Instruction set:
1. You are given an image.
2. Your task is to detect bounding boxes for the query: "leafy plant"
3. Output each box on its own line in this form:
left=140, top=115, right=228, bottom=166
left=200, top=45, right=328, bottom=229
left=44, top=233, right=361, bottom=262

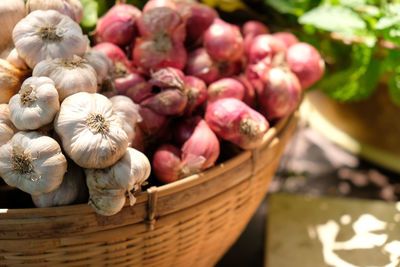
left=263, top=0, right=400, bottom=105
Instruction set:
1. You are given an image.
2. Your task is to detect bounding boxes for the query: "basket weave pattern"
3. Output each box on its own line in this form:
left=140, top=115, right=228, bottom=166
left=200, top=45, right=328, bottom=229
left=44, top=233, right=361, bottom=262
left=0, top=112, right=298, bottom=266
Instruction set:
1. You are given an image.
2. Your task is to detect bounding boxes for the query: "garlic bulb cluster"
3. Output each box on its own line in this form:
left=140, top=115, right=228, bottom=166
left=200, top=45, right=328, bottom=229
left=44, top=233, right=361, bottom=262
left=110, top=95, right=141, bottom=145
left=0, top=131, right=67, bottom=195
left=54, top=92, right=129, bottom=168
left=9, top=76, right=59, bottom=130
left=85, top=147, right=151, bottom=216
left=0, top=0, right=25, bottom=54
left=33, top=55, right=97, bottom=101
left=12, top=9, right=88, bottom=69
left=84, top=49, right=112, bottom=85
left=31, top=160, right=87, bottom=208
left=26, top=0, right=83, bottom=24
left=0, top=59, right=28, bottom=104
left=0, top=104, right=16, bottom=147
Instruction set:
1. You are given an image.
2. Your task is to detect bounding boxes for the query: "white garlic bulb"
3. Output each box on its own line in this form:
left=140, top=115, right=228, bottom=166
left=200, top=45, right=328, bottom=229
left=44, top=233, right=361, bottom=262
left=0, top=0, right=25, bottom=54
left=33, top=55, right=97, bottom=101
left=110, top=95, right=141, bottom=145
left=12, top=10, right=87, bottom=69
left=31, top=160, right=87, bottom=208
left=9, top=77, right=60, bottom=130
left=85, top=147, right=151, bottom=216
left=83, top=49, right=112, bottom=85
left=6, top=48, right=28, bottom=70
left=0, top=104, right=17, bottom=147
left=0, top=59, right=28, bottom=104
left=54, top=92, right=129, bottom=168
left=26, top=0, right=83, bottom=24
left=0, top=131, right=67, bottom=195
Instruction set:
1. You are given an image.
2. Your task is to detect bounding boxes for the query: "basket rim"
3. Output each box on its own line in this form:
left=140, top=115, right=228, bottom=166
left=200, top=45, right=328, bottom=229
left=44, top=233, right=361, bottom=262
left=0, top=113, right=294, bottom=216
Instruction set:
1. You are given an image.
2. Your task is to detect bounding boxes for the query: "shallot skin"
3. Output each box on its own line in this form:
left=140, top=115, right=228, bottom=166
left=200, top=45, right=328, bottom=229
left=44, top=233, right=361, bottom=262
left=181, top=119, right=220, bottom=172
left=185, top=48, right=241, bottom=85
left=272, top=32, right=299, bottom=49
left=286, top=42, right=325, bottom=89
left=256, top=67, right=302, bottom=120
left=205, top=98, right=269, bottom=150
left=114, top=72, right=146, bottom=96
left=141, top=89, right=188, bottom=116
left=184, top=76, right=207, bottom=114
left=152, top=144, right=182, bottom=184
left=207, top=78, right=245, bottom=103
left=242, top=21, right=269, bottom=37
left=203, top=18, right=244, bottom=62
left=95, top=4, right=141, bottom=46
left=179, top=1, right=219, bottom=45
left=247, top=34, right=286, bottom=65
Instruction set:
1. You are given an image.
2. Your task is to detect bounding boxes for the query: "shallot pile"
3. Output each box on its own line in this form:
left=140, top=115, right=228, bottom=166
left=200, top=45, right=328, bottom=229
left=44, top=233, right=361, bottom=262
left=0, top=0, right=325, bottom=216
left=93, top=0, right=324, bottom=184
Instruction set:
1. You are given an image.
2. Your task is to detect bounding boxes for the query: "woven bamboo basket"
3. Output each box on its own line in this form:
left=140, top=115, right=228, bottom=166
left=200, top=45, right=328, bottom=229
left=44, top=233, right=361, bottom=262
left=0, top=111, right=298, bottom=267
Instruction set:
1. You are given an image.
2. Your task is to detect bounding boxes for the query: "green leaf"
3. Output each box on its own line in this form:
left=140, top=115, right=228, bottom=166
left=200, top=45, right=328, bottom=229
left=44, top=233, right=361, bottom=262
left=389, top=73, right=400, bottom=106
left=299, top=5, right=366, bottom=35
left=318, top=45, right=381, bottom=101
left=375, top=16, right=400, bottom=29
left=80, top=0, right=99, bottom=30
left=339, top=0, right=366, bottom=6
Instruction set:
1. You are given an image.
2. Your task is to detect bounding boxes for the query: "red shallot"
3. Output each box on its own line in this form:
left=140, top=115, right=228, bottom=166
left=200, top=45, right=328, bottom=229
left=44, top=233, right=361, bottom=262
left=205, top=98, right=269, bottom=149
left=95, top=4, right=141, bottom=46
left=207, top=78, right=245, bottom=103
left=256, top=67, right=302, bottom=120
left=152, top=144, right=182, bottom=184
left=181, top=119, right=220, bottom=175
left=286, top=42, right=325, bottom=89
left=203, top=18, right=243, bottom=62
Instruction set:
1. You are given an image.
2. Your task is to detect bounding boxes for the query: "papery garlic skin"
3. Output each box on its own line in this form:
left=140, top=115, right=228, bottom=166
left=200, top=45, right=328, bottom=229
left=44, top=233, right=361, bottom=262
left=83, top=49, right=112, bottom=85
left=9, top=76, right=60, bottom=130
left=114, top=147, right=151, bottom=191
left=0, top=0, right=25, bottom=54
left=6, top=48, right=28, bottom=70
left=12, top=10, right=87, bottom=69
left=110, top=95, right=141, bottom=145
left=85, top=147, right=151, bottom=216
left=54, top=92, right=129, bottom=169
left=0, top=131, right=67, bottom=195
left=26, top=0, right=83, bottom=24
left=0, top=104, right=17, bottom=147
left=0, top=59, right=27, bottom=104
left=31, top=160, right=87, bottom=208
left=33, top=55, right=97, bottom=101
